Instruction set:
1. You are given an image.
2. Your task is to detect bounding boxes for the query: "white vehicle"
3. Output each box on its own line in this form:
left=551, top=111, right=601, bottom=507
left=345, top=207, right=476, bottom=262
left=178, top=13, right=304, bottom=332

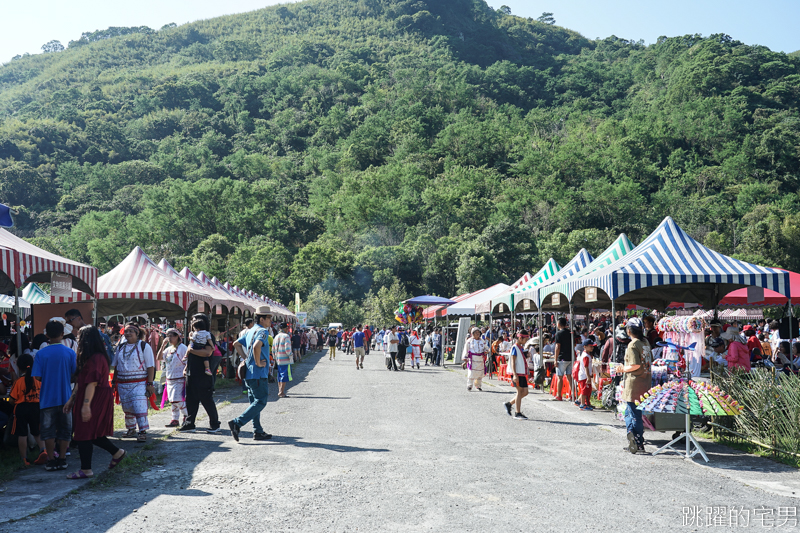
left=327, top=322, right=343, bottom=330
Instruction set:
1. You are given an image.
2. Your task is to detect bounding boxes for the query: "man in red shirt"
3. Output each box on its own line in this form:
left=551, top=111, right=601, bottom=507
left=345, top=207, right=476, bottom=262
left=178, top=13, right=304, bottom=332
left=363, top=326, right=372, bottom=355
left=743, top=325, right=762, bottom=361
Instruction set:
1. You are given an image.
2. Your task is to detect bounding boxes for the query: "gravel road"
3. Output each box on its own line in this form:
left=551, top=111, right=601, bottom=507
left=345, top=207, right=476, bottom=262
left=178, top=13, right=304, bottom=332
left=10, top=348, right=800, bottom=532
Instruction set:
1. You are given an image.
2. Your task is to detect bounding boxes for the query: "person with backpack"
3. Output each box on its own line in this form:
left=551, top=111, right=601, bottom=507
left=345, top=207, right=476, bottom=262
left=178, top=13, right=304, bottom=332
left=112, top=323, right=156, bottom=443
left=397, top=326, right=409, bottom=370
left=503, top=330, right=530, bottom=419
left=327, top=328, right=338, bottom=360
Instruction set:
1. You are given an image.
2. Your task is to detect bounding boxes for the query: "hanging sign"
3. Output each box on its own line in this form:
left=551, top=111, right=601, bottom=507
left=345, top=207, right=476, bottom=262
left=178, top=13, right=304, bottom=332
left=551, top=294, right=561, bottom=306
left=197, top=300, right=205, bottom=313
left=297, top=312, right=308, bottom=327
left=498, top=303, right=506, bottom=313
left=585, top=287, right=598, bottom=303
left=747, top=286, right=764, bottom=304
left=215, top=305, right=222, bottom=315
left=523, top=299, right=530, bottom=311
left=51, top=273, right=72, bottom=298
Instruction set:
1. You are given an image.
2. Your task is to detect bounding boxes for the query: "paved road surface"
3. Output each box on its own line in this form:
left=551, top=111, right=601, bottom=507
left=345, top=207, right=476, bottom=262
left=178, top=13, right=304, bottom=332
left=11, top=348, right=800, bottom=532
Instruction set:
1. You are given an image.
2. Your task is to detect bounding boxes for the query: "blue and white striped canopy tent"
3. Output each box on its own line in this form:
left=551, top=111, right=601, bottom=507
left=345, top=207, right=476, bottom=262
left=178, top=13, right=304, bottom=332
left=563, top=217, right=791, bottom=310
left=538, top=234, right=636, bottom=312
left=515, top=248, right=594, bottom=311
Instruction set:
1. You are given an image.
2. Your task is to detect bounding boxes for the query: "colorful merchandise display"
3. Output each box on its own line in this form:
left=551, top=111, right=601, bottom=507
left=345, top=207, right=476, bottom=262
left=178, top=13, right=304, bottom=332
left=636, top=380, right=743, bottom=416
left=395, top=302, right=423, bottom=324
left=657, top=316, right=707, bottom=377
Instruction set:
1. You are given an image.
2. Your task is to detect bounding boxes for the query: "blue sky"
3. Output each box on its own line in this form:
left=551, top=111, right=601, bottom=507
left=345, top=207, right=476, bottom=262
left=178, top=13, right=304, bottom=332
left=1, top=0, right=797, bottom=64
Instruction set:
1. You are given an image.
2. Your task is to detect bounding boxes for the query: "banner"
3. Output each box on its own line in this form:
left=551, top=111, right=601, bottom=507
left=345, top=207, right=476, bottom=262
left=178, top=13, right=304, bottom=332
left=295, top=292, right=300, bottom=313
left=51, top=273, right=72, bottom=298
left=297, top=312, right=308, bottom=327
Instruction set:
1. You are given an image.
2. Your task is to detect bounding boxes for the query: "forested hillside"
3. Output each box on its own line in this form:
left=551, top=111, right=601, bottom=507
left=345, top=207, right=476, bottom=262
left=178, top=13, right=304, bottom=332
left=1, top=0, right=799, bottom=322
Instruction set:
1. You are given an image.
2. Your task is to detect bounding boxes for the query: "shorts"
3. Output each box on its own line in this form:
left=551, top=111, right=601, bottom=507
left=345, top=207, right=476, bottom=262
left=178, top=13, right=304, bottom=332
left=355, top=347, right=365, bottom=357
left=515, top=376, right=529, bottom=388
left=12, top=402, right=40, bottom=437
left=578, top=379, right=592, bottom=398
left=40, top=405, right=72, bottom=441
left=556, top=361, right=571, bottom=377
left=277, top=364, right=290, bottom=383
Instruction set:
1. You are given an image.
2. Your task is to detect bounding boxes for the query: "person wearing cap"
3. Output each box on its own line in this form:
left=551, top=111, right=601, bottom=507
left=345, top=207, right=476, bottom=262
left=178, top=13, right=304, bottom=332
left=706, top=336, right=728, bottom=367
left=504, top=330, right=530, bottom=419
left=157, top=328, right=188, bottom=427
left=327, top=327, right=338, bottom=360
left=617, top=317, right=652, bottom=454
left=576, top=335, right=596, bottom=411
left=228, top=305, right=273, bottom=442
left=272, top=323, right=293, bottom=397
left=706, top=321, right=722, bottom=348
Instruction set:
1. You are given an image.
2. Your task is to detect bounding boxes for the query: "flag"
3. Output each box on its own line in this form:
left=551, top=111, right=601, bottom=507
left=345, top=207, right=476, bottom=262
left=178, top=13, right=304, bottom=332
left=0, top=203, right=13, bottom=227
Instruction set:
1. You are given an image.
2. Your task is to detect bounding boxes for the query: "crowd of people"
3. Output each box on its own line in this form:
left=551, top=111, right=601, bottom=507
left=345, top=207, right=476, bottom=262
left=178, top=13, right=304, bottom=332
left=2, top=305, right=798, bottom=479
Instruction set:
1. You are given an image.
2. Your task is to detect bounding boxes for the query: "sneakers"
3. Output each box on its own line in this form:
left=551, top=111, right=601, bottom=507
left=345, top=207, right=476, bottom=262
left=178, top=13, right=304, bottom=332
left=504, top=402, right=513, bottom=417
left=178, top=422, right=196, bottom=432
left=626, top=432, right=638, bottom=454
left=228, top=420, right=241, bottom=442
left=253, top=432, right=272, bottom=441
left=34, top=451, right=48, bottom=465
left=165, top=420, right=180, bottom=427
left=513, top=412, right=528, bottom=420
left=580, top=405, right=594, bottom=411
left=44, top=459, right=60, bottom=471
left=467, top=385, right=472, bottom=391
left=206, top=424, right=221, bottom=435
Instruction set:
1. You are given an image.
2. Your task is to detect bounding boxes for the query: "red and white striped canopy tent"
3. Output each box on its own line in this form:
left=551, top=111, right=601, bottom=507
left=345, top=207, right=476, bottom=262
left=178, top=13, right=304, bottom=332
left=195, top=272, right=243, bottom=314
left=91, top=247, right=201, bottom=317
left=180, top=268, right=236, bottom=314
left=157, top=259, right=218, bottom=312
left=217, top=279, right=253, bottom=313
left=0, top=228, right=97, bottom=296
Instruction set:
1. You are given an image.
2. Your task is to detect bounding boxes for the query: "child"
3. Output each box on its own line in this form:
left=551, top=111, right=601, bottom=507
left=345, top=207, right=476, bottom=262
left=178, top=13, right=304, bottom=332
left=577, top=336, right=596, bottom=411
left=190, top=319, right=213, bottom=376
left=10, top=354, right=47, bottom=466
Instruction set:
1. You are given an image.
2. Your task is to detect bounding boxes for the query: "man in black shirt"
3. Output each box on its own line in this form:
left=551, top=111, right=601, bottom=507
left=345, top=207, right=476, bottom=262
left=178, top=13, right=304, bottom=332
left=552, top=317, right=572, bottom=401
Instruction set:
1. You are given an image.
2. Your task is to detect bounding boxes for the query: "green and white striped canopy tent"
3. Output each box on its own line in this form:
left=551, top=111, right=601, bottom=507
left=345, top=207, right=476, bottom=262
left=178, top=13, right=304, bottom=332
left=492, top=258, right=561, bottom=314
left=22, top=283, right=49, bottom=304
left=517, top=248, right=596, bottom=311
left=538, top=233, right=636, bottom=312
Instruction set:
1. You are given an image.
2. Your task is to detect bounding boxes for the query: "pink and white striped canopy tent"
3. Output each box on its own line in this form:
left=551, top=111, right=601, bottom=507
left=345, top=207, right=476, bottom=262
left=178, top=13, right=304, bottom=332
left=0, top=228, right=97, bottom=296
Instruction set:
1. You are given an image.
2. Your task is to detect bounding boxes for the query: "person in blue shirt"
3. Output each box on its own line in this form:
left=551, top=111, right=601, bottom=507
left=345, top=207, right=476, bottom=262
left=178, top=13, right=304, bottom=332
left=229, top=306, right=273, bottom=442
left=352, top=325, right=366, bottom=370
left=31, top=319, right=77, bottom=471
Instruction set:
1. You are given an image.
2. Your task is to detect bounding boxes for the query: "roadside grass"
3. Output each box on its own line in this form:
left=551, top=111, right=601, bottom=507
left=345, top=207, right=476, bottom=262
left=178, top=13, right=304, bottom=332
left=694, top=430, right=800, bottom=469
left=0, top=445, right=25, bottom=485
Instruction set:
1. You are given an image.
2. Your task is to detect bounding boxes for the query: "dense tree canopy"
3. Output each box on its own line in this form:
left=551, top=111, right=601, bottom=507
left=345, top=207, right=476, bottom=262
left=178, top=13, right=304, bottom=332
left=1, top=0, right=800, bottom=316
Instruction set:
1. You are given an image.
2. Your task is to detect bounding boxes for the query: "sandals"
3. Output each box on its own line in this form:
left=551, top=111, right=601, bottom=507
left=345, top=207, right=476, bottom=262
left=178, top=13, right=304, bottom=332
left=122, top=428, right=137, bottom=438
left=109, top=449, right=127, bottom=469
left=137, top=432, right=147, bottom=443
left=66, top=470, right=93, bottom=479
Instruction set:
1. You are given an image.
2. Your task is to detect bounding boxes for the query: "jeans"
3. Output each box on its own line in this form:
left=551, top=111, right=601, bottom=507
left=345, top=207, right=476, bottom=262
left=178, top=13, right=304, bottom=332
left=624, top=401, right=644, bottom=443
left=235, top=378, right=269, bottom=433
left=433, top=347, right=441, bottom=366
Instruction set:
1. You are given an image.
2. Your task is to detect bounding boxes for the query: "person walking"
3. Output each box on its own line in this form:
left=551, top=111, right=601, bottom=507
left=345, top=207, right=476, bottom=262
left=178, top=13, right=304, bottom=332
left=617, top=318, right=653, bottom=454
left=158, top=328, right=188, bottom=427
left=552, top=317, right=572, bottom=401
left=272, top=323, right=292, bottom=397
left=409, top=328, right=422, bottom=369
left=432, top=328, right=442, bottom=366
left=463, top=328, right=488, bottom=391
left=229, top=306, right=274, bottom=442
left=504, top=330, right=530, bottom=419
left=386, top=325, right=399, bottom=371
left=327, top=328, right=337, bottom=360
left=64, top=326, right=126, bottom=479
left=179, top=314, right=220, bottom=434
left=353, top=325, right=366, bottom=370
left=397, top=326, right=409, bottom=370
left=112, top=323, right=156, bottom=443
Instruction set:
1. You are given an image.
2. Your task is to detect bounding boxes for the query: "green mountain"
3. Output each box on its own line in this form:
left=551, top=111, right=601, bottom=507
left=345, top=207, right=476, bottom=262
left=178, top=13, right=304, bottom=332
left=1, top=0, right=800, bottom=320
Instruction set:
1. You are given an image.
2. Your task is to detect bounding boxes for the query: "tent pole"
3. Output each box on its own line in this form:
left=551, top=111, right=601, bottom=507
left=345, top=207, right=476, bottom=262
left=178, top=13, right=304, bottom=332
left=14, top=288, right=22, bottom=357
left=183, top=310, right=189, bottom=339
left=92, top=297, right=98, bottom=326
left=611, top=299, right=616, bottom=365
left=538, top=307, right=543, bottom=357
left=569, top=301, right=575, bottom=403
